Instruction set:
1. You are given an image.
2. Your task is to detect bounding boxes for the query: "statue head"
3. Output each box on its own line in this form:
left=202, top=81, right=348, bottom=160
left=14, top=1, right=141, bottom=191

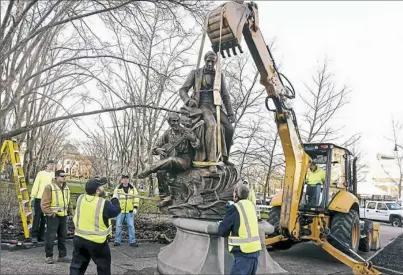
left=204, top=51, right=217, bottom=72
left=167, top=112, right=180, bottom=131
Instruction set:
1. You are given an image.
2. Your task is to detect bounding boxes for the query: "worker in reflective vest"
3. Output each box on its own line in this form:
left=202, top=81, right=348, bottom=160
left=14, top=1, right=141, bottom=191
left=41, top=169, right=72, bottom=264
left=305, top=160, right=326, bottom=205
left=70, top=178, right=121, bottom=275
left=218, top=184, right=261, bottom=275
left=113, top=175, right=140, bottom=247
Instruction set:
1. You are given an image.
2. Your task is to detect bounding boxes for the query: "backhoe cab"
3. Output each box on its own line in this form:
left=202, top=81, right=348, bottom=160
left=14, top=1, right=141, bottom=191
left=268, top=143, right=381, bottom=274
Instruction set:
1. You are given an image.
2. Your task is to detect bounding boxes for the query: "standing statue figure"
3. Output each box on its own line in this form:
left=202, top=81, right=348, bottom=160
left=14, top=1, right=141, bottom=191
left=179, top=51, right=235, bottom=174
left=138, top=112, right=200, bottom=204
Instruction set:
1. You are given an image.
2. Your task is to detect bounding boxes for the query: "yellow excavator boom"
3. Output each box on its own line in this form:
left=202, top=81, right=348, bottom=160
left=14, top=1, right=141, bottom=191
left=205, top=1, right=381, bottom=274
left=206, top=0, right=310, bottom=237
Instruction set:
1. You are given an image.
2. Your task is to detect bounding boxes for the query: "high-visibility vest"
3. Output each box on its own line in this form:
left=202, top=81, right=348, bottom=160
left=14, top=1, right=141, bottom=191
left=306, top=167, right=326, bottom=185
left=228, top=200, right=261, bottom=254
left=73, top=194, right=112, bottom=244
left=114, top=186, right=140, bottom=213
left=49, top=183, right=70, bottom=217
left=248, top=188, right=256, bottom=205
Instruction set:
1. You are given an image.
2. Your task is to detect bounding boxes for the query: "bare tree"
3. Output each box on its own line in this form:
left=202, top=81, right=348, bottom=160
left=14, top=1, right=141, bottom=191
left=299, top=59, right=351, bottom=143
left=379, top=119, right=403, bottom=198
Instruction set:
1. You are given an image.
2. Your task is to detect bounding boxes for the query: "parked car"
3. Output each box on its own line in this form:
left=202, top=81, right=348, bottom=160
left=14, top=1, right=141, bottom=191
left=359, top=200, right=403, bottom=227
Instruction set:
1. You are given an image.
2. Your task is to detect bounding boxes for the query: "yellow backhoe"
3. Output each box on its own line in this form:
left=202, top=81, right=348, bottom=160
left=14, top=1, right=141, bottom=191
left=204, top=1, right=381, bottom=274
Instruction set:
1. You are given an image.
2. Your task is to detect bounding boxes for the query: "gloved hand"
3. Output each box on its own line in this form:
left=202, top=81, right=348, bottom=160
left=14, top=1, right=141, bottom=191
left=133, top=208, right=137, bottom=215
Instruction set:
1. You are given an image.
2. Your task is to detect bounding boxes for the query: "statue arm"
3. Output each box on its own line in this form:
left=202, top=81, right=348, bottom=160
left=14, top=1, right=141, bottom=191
left=221, top=75, right=234, bottom=116
left=152, top=131, right=169, bottom=155
left=179, top=70, right=196, bottom=105
left=189, top=133, right=200, bottom=149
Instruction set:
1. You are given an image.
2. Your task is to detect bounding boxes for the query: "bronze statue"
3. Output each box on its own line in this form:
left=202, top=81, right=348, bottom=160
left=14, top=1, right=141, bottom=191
left=138, top=113, right=201, bottom=204
left=179, top=51, right=235, bottom=173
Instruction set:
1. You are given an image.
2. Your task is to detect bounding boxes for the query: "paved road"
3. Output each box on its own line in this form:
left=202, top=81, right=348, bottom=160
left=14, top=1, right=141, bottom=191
left=0, top=224, right=401, bottom=275
left=270, top=224, right=403, bottom=274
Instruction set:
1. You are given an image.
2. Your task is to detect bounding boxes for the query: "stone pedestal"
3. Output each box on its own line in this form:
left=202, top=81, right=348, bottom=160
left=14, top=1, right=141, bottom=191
left=157, top=218, right=287, bottom=275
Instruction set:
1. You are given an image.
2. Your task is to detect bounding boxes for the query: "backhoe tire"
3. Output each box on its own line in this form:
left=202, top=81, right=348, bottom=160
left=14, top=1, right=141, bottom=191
left=359, top=220, right=373, bottom=252
left=266, top=206, right=294, bottom=251
left=329, top=209, right=360, bottom=254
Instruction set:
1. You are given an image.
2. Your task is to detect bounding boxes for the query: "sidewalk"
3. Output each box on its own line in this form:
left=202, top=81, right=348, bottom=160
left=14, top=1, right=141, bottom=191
left=0, top=240, right=164, bottom=275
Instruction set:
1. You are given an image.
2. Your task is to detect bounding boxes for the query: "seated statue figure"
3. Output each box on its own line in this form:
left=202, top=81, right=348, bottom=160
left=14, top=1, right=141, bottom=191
left=138, top=112, right=200, bottom=205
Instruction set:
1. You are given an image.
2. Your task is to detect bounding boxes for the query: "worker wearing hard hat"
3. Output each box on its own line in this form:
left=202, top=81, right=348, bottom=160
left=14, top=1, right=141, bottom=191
left=218, top=184, right=261, bottom=275
left=113, top=175, right=140, bottom=247
left=305, top=160, right=326, bottom=205
left=70, top=177, right=121, bottom=275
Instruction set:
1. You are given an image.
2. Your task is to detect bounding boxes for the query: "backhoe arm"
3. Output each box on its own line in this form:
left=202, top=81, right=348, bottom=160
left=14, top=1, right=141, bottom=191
left=205, top=0, right=310, bottom=237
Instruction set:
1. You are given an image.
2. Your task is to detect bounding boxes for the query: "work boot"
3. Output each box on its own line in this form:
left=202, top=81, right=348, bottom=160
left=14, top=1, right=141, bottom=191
left=113, top=242, right=121, bottom=247
left=31, top=237, right=38, bottom=243
left=130, top=243, right=139, bottom=247
left=46, top=257, right=54, bottom=264
left=58, top=256, right=71, bottom=263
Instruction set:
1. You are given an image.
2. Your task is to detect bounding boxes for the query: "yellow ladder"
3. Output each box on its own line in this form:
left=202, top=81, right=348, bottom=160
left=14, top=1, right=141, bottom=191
left=0, top=140, right=33, bottom=239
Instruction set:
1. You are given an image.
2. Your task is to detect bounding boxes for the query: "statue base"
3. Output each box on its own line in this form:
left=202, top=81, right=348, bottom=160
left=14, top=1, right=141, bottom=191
left=156, top=218, right=287, bottom=275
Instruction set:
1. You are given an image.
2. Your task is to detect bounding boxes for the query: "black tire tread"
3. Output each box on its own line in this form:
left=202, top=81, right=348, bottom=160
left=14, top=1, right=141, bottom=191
left=267, top=207, right=294, bottom=250
left=329, top=209, right=360, bottom=254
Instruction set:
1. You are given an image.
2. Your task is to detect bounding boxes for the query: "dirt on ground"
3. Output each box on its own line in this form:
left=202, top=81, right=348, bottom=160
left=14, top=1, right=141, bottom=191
left=371, top=233, right=403, bottom=274
left=1, top=213, right=176, bottom=244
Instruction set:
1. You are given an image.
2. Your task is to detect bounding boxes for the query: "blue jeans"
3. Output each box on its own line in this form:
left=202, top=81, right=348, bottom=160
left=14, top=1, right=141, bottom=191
left=230, top=255, right=258, bottom=275
left=115, top=213, right=136, bottom=244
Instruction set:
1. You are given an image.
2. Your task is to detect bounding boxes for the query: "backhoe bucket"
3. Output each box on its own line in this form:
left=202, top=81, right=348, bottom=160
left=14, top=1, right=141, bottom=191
left=206, top=1, right=251, bottom=56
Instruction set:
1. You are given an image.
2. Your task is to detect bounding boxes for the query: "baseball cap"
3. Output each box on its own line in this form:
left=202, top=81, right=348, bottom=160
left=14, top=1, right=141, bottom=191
left=121, top=175, right=129, bottom=179
left=55, top=170, right=66, bottom=177
left=85, top=177, right=107, bottom=195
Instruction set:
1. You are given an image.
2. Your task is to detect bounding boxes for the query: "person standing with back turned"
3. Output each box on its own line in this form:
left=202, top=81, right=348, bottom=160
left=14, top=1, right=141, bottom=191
left=70, top=177, right=121, bottom=275
left=30, top=160, right=55, bottom=243
left=218, top=184, right=261, bottom=275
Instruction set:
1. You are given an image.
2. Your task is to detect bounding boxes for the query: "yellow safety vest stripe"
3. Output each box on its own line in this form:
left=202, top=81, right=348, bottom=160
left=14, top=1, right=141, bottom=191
left=50, top=183, right=70, bottom=216
left=74, top=195, right=112, bottom=237
left=228, top=200, right=261, bottom=254
left=228, top=202, right=260, bottom=244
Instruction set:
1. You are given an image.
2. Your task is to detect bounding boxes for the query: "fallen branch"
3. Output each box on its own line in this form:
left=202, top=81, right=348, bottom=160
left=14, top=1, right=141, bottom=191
left=0, top=104, right=181, bottom=139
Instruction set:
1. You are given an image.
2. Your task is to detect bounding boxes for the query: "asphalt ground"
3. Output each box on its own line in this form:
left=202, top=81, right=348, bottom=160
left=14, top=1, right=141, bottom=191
left=0, top=223, right=402, bottom=275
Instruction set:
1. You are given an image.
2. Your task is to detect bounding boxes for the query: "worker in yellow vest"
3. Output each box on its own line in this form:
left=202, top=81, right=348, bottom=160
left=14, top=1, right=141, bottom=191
left=244, top=181, right=256, bottom=205
left=41, top=169, right=72, bottom=264
left=218, top=184, right=261, bottom=275
left=30, top=160, right=55, bottom=243
left=305, top=160, right=326, bottom=205
left=113, top=175, right=140, bottom=247
left=70, top=177, right=121, bottom=275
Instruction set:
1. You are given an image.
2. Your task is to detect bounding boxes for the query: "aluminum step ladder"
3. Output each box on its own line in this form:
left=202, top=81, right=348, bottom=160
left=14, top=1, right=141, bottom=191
left=0, top=140, right=33, bottom=239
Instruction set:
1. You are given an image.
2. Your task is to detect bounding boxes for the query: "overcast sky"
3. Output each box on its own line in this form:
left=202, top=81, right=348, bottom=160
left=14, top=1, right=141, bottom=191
left=205, top=1, right=403, bottom=178
left=74, top=1, right=403, bottom=178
